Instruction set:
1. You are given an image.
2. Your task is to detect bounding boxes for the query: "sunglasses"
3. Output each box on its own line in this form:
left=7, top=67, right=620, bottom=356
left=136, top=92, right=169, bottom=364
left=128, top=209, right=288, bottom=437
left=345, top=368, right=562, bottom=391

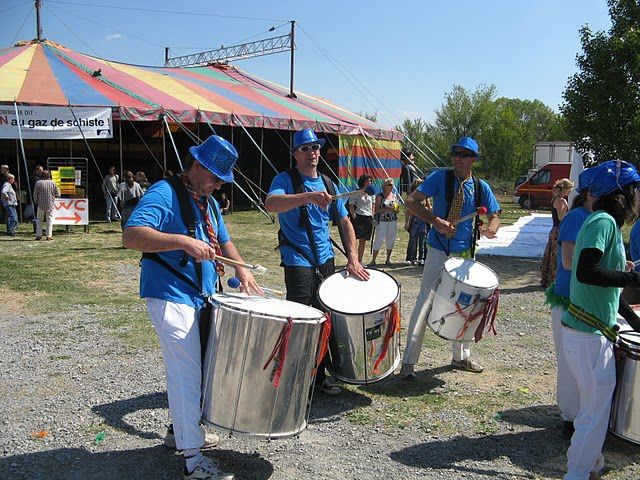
left=452, top=150, right=476, bottom=159
left=298, top=144, right=321, bottom=153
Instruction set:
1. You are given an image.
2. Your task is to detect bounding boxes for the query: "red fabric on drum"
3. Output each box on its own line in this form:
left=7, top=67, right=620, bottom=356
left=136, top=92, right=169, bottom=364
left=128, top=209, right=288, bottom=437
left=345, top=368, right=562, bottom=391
left=262, top=317, right=293, bottom=388
left=373, top=302, right=400, bottom=374
left=313, top=314, right=332, bottom=376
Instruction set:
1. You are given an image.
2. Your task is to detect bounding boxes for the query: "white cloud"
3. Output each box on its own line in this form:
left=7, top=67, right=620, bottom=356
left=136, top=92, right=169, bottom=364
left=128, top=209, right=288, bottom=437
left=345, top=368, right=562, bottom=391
left=106, top=34, right=124, bottom=41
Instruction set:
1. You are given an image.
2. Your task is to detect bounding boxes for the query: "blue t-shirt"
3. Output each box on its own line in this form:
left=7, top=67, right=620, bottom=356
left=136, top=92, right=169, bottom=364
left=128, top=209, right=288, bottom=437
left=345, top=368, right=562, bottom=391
left=630, top=220, right=640, bottom=272
left=554, top=207, right=591, bottom=298
left=268, top=171, right=348, bottom=267
left=416, top=169, right=501, bottom=254
left=125, top=180, right=230, bottom=309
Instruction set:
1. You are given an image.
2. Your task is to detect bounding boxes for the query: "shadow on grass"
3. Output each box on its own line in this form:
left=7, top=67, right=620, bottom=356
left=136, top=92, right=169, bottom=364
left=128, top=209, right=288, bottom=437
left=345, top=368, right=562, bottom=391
left=0, top=445, right=273, bottom=480
left=357, top=365, right=448, bottom=398
left=92, top=391, right=168, bottom=442
left=309, top=386, right=373, bottom=423
left=390, top=428, right=566, bottom=479
left=499, top=285, right=545, bottom=295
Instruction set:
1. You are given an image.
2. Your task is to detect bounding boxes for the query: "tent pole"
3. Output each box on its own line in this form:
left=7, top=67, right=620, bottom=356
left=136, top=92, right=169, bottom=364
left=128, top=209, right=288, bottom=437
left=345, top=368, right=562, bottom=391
left=162, top=121, right=166, bottom=172
left=119, top=120, right=123, bottom=179
left=231, top=126, right=234, bottom=210
left=15, top=139, right=22, bottom=223
left=259, top=128, right=264, bottom=198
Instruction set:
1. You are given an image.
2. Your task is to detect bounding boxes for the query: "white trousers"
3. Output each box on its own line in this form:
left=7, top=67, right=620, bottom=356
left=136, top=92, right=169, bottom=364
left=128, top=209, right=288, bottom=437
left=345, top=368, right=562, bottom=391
left=372, top=220, right=398, bottom=251
left=551, top=307, right=580, bottom=421
left=562, top=326, right=615, bottom=480
left=147, top=298, right=205, bottom=450
left=403, top=247, right=472, bottom=365
left=36, top=207, right=53, bottom=238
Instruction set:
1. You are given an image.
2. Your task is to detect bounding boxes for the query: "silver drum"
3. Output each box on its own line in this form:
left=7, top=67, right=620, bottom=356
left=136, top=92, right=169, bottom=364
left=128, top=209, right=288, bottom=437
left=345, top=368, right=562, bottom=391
left=318, top=268, right=401, bottom=384
left=202, top=293, right=327, bottom=439
left=610, top=328, right=640, bottom=444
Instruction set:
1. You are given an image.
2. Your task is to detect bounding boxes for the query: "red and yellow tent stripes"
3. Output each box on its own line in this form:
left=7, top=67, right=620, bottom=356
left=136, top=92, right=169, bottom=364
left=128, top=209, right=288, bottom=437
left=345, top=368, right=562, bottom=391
left=0, top=40, right=402, bottom=142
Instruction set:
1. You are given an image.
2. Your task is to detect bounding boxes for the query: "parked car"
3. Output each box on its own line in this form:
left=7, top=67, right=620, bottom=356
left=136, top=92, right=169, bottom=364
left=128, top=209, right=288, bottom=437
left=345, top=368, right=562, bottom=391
left=513, top=162, right=571, bottom=209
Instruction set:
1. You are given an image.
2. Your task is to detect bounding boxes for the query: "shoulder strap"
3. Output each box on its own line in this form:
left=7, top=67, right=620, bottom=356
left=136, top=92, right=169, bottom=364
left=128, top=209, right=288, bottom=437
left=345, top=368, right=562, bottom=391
left=444, top=168, right=455, bottom=219
left=142, top=176, right=204, bottom=292
left=470, top=175, right=483, bottom=259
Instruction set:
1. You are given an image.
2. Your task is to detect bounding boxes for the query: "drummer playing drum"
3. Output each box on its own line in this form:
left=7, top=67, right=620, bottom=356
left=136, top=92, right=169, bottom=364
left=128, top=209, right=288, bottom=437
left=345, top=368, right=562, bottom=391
left=401, top=136, right=501, bottom=378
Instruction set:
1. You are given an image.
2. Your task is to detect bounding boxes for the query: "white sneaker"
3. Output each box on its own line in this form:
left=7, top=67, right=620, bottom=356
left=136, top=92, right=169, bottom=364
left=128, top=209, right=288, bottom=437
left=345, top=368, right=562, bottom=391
left=184, top=456, right=235, bottom=480
left=400, top=363, right=416, bottom=380
left=165, top=424, right=219, bottom=450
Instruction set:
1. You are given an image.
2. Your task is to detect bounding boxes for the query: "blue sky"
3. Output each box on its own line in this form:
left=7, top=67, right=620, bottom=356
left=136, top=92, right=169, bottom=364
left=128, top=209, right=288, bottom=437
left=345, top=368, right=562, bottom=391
left=1, top=0, right=612, bottom=129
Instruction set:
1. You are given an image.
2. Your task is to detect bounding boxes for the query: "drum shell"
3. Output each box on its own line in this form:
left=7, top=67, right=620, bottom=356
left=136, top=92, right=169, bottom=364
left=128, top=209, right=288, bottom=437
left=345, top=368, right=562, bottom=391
left=609, top=331, right=640, bottom=444
left=428, top=258, right=498, bottom=342
left=325, top=292, right=401, bottom=385
left=201, top=295, right=325, bottom=439
left=319, top=269, right=401, bottom=385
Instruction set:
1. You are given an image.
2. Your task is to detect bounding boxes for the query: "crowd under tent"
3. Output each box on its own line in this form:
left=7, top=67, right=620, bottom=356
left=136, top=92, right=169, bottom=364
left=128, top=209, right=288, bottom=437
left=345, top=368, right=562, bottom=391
left=0, top=40, right=403, bottom=217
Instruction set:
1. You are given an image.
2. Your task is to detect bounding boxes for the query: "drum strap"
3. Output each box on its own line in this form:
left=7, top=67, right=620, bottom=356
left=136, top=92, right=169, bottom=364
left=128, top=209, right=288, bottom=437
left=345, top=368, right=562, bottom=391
left=566, top=303, right=618, bottom=342
left=313, top=313, right=332, bottom=377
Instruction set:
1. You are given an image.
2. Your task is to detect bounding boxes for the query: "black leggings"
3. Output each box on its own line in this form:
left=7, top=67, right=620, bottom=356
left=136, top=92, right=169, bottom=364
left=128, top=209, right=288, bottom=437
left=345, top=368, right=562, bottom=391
left=284, top=259, right=335, bottom=384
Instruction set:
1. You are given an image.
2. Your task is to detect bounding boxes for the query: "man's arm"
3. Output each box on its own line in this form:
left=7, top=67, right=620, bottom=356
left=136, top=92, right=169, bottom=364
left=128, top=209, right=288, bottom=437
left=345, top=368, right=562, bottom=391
left=338, top=215, right=370, bottom=281
left=122, top=226, right=217, bottom=262
left=405, top=190, right=455, bottom=236
left=481, top=213, right=500, bottom=239
left=265, top=191, right=332, bottom=213
left=561, top=241, right=575, bottom=270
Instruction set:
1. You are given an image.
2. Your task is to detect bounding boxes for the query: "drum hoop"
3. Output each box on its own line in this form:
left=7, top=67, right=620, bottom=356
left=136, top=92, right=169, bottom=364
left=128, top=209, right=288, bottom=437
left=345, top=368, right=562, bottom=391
left=444, top=257, right=499, bottom=290
left=618, top=331, right=640, bottom=348
left=318, top=268, right=400, bottom=316
left=212, top=296, right=325, bottom=324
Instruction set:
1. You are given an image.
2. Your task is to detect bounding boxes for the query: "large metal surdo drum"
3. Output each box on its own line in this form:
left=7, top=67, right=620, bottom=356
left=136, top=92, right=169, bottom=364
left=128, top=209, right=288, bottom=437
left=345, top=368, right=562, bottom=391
left=202, top=293, right=328, bottom=439
left=318, top=268, right=401, bottom=384
left=427, top=257, right=499, bottom=342
left=609, top=327, right=640, bottom=444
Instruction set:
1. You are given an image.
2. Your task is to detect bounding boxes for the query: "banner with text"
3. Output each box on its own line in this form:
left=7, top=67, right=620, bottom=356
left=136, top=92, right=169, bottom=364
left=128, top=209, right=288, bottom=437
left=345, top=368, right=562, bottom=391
left=0, top=106, right=113, bottom=139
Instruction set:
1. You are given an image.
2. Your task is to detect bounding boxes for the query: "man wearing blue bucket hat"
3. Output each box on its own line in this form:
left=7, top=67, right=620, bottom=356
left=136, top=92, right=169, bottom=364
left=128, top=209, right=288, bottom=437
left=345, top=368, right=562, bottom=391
left=265, top=128, right=370, bottom=395
left=401, top=136, right=501, bottom=377
left=545, top=165, right=597, bottom=438
left=559, top=160, right=640, bottom=480
left=124, top=134, right=261, bottom=480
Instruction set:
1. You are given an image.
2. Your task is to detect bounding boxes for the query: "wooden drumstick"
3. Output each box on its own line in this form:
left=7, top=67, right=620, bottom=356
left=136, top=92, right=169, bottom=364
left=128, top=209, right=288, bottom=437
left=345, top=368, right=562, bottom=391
left=227, top=277, right=284, bottom=295
left=450, top=206, right=488, bottom=226
left=216, top=255, right=268, bottom=274
left=331, top=185, right=378, bottom=200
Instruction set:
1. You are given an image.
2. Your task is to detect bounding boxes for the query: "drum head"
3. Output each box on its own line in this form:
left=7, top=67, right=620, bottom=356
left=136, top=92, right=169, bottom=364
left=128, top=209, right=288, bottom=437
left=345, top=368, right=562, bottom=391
left=212, top=292, right=323, bottom=322
left=444, top=257, right=498, bottom=289
left=318, top=268, right=399, bottom=315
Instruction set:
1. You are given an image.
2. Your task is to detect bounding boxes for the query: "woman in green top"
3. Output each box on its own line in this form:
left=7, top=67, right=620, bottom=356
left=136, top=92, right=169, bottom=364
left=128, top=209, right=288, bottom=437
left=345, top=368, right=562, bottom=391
left=561, top=160, right=640, bottom=480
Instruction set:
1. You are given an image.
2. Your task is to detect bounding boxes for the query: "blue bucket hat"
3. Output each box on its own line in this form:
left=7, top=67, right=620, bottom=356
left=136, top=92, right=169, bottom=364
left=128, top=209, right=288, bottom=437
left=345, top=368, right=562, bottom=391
left=451, top=136, right=479, bottom=157
left=189, top=135, right=237, bottom=183
left=588, top=160, right=640, bottom=198
left=577, top=166, right=598, bottom=192
left=292, top=129, right=326, bottom=152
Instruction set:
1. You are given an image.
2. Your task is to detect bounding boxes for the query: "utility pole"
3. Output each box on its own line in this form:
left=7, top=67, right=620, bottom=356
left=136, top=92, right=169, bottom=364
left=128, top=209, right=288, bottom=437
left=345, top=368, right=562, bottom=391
left=288, top=21, right=296, bottom=98
left=35, top=0, right=42, bottom=41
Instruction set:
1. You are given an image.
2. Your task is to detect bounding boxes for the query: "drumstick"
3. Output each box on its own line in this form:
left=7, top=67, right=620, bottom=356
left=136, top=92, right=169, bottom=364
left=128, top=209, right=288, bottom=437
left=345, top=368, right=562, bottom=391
left=227, top=277, right=284, bottom=295
left=216, top=255, right=268, bottom=274
left=633, top=259, right=640, bottom=267
left=450, top=206, right=488, bottom=226
left=332, top=185, right=378, bottom=200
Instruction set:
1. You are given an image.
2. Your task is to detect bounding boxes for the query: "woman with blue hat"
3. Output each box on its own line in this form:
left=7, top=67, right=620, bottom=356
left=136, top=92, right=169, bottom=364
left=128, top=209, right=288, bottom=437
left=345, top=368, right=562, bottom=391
left=560, top=160, right=640, bottom=480
left=545, top=166, right=597, bottom=438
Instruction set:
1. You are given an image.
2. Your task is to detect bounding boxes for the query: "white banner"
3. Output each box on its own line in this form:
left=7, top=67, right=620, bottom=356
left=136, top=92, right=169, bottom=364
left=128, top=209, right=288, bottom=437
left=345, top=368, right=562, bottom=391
left=0, top=106, right=113, bottom=139
left=51, top=198, right=89, bottom=225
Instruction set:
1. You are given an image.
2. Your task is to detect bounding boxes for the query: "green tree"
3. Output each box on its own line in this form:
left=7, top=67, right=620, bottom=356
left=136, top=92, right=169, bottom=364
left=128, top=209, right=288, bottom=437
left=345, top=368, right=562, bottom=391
left=561, top=0, right=640, bottom=164
left=355, top=111, right=378, bottom=122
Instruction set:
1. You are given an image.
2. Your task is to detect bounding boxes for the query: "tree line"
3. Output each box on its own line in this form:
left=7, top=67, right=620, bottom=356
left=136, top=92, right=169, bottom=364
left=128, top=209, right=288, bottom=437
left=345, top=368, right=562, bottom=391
left=393, top=0, right=640, bottom=183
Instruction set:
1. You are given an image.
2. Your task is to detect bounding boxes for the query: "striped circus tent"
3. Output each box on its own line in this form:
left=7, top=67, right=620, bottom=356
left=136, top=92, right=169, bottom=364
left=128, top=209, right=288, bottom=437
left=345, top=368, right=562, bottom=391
left=0, top=39, right=402, bottom=198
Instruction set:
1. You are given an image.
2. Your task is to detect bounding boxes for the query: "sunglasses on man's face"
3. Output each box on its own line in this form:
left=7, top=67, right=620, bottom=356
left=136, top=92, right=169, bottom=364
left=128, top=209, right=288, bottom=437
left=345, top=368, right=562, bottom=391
left=298, top=144, right=321, bottom=153
left=452, top=150, right=476, bottom=159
